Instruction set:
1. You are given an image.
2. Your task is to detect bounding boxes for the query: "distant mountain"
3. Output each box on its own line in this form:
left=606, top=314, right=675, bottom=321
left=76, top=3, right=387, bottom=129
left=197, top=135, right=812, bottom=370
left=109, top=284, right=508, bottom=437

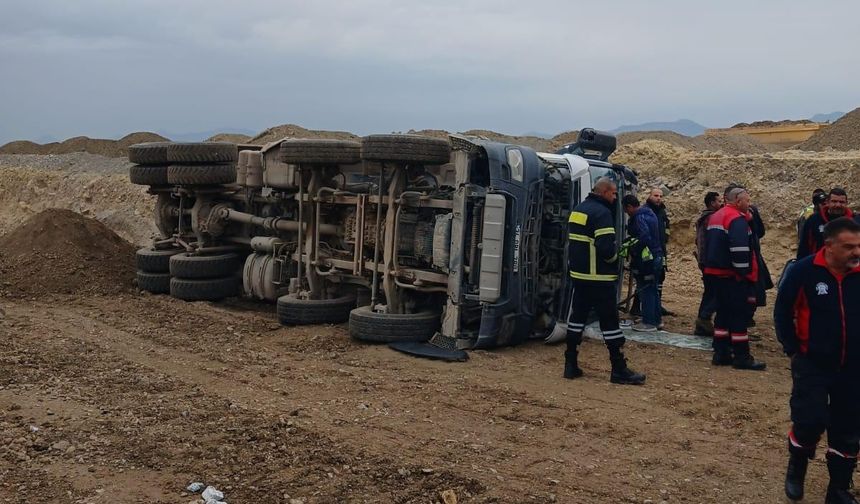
left=810, top=111, right=845, bottom=123
left=610, top=119, right=707, bottom=137
left=157, top=127, right=257, bottom=142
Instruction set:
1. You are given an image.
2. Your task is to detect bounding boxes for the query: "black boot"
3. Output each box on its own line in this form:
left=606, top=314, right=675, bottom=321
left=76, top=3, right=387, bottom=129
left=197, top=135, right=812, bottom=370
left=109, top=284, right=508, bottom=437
left=609, top=353, right=646, bottom=385
left=711, top=338, right=733, bottom=366
left=784, top=452, right=809, bottom=501
left=826, top=453, right=858, bottom=504
left=732, top=342, right=766, bottom=371
left=563, top=350, right=583, bottom=379
left=693, top=317, right=714, bottom=337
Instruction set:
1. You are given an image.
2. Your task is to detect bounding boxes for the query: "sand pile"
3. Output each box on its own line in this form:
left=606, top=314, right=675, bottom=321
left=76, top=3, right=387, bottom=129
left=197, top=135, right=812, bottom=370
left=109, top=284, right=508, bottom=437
left=617, top=130, right=776, bottom=155
left=0, top=132, right=168, bottom=158
left=731, top=119, right=815, bottom=128
left=796, top=107, right=860, bottom=151
left=249, top=124, right=359, bottom=145
left=207, top=133, right=252, bottom=143
left=0, top=209, right=136, bottom=298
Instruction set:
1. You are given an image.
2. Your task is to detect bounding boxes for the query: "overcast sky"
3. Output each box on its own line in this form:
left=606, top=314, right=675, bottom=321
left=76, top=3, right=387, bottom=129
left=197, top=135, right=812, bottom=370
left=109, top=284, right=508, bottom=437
left=1, top=0, right=858, bottom=144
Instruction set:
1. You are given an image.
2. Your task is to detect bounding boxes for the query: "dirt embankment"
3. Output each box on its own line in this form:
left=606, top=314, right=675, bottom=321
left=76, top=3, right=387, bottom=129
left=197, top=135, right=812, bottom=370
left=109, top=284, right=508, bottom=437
left=0, top=132, right=168, bottom=158
left=796, top=107, right=860, bottom=151
left=0, top=209, right=136, bottom=298
left=0, top=153, right=156, bottom=246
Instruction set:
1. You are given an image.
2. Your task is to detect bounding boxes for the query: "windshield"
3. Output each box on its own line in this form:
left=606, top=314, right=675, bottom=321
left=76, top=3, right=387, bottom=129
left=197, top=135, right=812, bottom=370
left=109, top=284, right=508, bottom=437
left=588, top=165, right=618, bottom=188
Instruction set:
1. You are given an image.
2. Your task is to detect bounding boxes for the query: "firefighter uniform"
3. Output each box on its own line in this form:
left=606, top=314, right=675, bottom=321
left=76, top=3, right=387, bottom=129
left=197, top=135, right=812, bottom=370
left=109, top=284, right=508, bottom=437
left=799, top=208, right=855, bottom=259
left=775, top=249, right=860, bottom=501
left=565, top=193, right=644, bottom=385
left=703, top=204, right=765, bottom=369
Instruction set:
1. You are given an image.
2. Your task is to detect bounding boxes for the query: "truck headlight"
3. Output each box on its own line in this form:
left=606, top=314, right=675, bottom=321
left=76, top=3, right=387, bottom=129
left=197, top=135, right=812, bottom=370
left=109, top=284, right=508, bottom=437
left=507, top=148, right=524, bottom=182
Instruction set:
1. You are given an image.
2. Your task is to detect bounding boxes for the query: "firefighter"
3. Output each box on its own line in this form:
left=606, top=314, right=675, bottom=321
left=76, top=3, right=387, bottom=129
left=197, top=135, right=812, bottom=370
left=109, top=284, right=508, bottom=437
left=564, top=177, right=645, bottom=385
left=703, top=187, right=766, bottom=370
left=775, top=217, right=860, bottom=504
left=646, top=187, right=671, bottom=315
left=798, top=188, right=854, bottom=259
left=693, top=191, right=723, bottom=336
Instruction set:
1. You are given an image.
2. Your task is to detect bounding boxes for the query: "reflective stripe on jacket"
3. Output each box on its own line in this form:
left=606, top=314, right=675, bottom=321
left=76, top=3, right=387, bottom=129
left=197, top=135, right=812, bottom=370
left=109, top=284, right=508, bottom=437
left=703, top=204, right=758, bottom=282
left=568, top=194, right=618, bottom=282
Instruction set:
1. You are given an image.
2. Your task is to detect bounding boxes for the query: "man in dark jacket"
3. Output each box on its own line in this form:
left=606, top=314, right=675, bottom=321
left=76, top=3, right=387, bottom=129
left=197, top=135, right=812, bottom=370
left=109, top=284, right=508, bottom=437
left=775, top=217, right=860, bottom=503
left=694, top=191, right=722, bottom=335
left=703, top=187, right=766, bottom=370
left=646, top=188, right=671, bottom=315
left=622, top=194, right=663, bottom=331
left=798, top=189, right=828, bottom=240
left=798, top=188, right=853, bottom=259
left=565, top=177, right=645, bottom=385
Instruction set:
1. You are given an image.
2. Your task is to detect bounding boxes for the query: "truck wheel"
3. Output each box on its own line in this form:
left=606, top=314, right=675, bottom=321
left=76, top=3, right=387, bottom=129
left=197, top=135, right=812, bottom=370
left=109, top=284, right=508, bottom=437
left=167, top=164, right=236, bottom=185
left=276, top=293, right=357, bottom=325
left=360, top=135, right=451, bottom=165
left=128, top=142, right=171, bottom=165
left=169, top=253, right=243, bottom=279
left=129, top=164, right=169, bottom=185
left=136, top=271, right=171, bottom=294
left=348, top=306, right=440, bottom=343
left=170, top=276, right=240, bottom=301
left=136, top=247, right=183, bottom=273
left=167, top=142, right=238, bottom=164
left=279, top=139, right=361, bottom=165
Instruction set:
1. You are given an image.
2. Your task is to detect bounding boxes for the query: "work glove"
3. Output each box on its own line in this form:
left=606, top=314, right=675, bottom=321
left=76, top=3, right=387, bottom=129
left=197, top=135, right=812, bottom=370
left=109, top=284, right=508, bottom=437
left=618, top=237, right=638, bottom=259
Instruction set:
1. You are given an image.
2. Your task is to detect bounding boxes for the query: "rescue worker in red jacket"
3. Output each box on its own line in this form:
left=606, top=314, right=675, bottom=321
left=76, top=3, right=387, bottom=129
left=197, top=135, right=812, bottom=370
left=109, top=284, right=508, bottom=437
left=798, top=188, right=853, bottom=259
left=775, top=217, right=860, bottom=504
left=702, top=187, right=766, bottom=370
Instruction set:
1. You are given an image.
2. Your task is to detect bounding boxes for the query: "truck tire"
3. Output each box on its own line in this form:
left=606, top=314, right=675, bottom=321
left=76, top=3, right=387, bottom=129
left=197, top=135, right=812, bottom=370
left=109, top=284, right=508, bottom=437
left=169, top=253, right=243, bottom=279
left=136, top=271, right=171, bottom=294
left=278, top=139, right=361, bottom=165
left=167, top=164, right=236, bottom=185
left=360, top=135, right=451, bottom=164
left=128, top=142, right=171, bottom=165
left=129, top=164, right=169, bottom=186
left=136, top=247, right=183, bottom=273
left=167, top=142, right=238, bottom=164
left=276, top=293, right=357, bottom=325
left=349, top=306, right=440, bottom=343
left=170, top=276, right=240, bottom=301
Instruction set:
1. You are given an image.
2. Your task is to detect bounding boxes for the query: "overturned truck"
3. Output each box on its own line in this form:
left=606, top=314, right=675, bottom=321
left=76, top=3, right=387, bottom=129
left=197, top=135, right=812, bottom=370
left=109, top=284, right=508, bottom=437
left=130, top=129, right=635, bottom=349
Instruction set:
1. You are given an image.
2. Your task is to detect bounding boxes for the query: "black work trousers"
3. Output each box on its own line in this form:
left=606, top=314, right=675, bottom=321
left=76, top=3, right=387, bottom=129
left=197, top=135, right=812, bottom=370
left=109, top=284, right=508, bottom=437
left=788, top=356, right=860, bottom=460
left=697, top=275, right=718, bottom=320
left=711, top=277, right=754, bottom=353
left=566, top=281, right=623, bottom=352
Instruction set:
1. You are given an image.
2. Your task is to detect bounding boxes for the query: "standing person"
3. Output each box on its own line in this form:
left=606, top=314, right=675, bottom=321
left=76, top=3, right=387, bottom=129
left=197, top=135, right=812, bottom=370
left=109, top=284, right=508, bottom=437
left=775, top=217, right=860, bottom=503
left=747, top=201, right=774, bottom=329
left=703, top=187, right=766, bottom=370
left=797, top=189, right=828, bottom=241
left=798, top=188, right=854, bottom=259
left=646, top=188, right=671, bottom=316
left=564, top=177, right=645, bottom=385
left=694, top=191, right=723, bottom=336
left=622, top=194, right=663, bottom=332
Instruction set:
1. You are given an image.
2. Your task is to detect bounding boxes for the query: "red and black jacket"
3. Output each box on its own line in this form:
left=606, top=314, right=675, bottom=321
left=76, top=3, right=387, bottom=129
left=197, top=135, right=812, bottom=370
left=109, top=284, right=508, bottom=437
left=703, top=205, right=758, bottom=282
left=775, top=248, right=860, bottom=370
left=797, top=208, right=854, bottom=259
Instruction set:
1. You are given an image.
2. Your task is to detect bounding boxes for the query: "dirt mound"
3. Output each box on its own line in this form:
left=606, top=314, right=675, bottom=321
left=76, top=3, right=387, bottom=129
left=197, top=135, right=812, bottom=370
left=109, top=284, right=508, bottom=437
left=249, top=124, right=359, bottom=145
left=796, top=107, right=860, bottom=151
left=731, top=119, right=815, bottom=128
left=0, top=132, right=169, bottom=158
left=0, top=209, right=136, bottom=298
left=616, top=130, right=775, bottom=155
left=207, top=133, right=253, bottom=143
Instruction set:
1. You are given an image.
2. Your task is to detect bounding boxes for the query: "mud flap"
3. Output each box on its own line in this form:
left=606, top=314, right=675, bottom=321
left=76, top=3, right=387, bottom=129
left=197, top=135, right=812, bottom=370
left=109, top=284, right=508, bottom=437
left=388, top=341, right=469, bottom=362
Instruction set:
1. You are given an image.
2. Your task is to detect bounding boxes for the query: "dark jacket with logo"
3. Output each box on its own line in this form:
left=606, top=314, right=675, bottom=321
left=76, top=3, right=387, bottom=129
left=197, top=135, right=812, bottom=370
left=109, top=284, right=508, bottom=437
left=798, top=208, right=855, bottom=259
left=568, top=194, right=618, bottom=283
left=703, top=204, right=758, bottom=283
left=775, top=249, right=860, bottom=370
